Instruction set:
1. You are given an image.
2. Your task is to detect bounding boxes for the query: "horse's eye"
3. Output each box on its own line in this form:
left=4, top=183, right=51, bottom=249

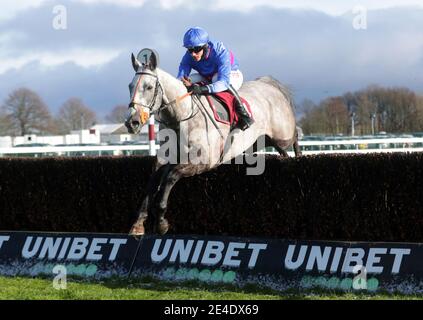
left=146, top=85, right=154, bottom=90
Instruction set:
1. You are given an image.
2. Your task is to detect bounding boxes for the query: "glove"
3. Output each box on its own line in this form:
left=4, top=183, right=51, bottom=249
left=181, top=76, right=192, bottom=87
left=189, top=84, right=209, bottom=95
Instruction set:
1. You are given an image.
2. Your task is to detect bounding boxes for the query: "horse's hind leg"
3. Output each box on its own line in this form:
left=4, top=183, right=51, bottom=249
left=268, top=129, right=302, bottom=158
left=266, top=135, right=289, bottom=158
left=292, top=128, right=302, bottom=157
left=274, top=145, right=289, bottom=157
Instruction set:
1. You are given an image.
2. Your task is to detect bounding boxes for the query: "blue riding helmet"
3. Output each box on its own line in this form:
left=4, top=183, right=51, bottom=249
left=183, top=27, right=209, bottom=48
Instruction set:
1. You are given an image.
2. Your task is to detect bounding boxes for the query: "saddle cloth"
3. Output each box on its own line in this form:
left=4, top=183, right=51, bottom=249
left=205, top=91, right=253, bottom=127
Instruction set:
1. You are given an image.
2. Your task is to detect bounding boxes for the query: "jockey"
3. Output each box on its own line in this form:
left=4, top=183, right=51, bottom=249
left=177, top=27, right=255, bottom=130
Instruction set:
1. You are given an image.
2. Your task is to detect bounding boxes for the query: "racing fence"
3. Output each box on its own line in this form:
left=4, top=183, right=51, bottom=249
left=0, top=153, right=422, bottom=242
left=1, top=153, right=423, bottom=294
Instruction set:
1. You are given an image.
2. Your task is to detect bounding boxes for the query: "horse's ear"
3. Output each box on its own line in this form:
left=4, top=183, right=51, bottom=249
left=131, top=53, right=141, bottom=71
left=149, top=50, right=159, bottom=71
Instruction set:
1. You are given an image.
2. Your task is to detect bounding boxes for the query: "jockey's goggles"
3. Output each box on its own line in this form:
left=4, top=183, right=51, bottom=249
left=187, top=45, right=205, bottom=53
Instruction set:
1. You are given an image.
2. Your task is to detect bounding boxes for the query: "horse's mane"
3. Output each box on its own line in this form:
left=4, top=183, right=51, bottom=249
left=255, top=76, right=296, bottom=111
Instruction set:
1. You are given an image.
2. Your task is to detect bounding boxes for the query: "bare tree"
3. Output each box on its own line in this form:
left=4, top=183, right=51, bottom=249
left=360, top=86, right=419, bottom=133
left=301, top=86, right=423, bottom=135
left=1, top=88, right=54, bottom=136
left=417, top=95, right=423, bottom=130
left=55, top=98, right=97, bottom=134
left=0, top=112, right=13, bottom=135
left=299, top=104, right=328, bottom=135
left=105, top=104, right=128, bottom=123
left=296, top=99, right=316, bottom=120
left=323, top=97, right=349, bottom=135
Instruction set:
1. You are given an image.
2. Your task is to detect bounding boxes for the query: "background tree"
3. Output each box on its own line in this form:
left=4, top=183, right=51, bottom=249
left=417, top=95, right=423, bottom=130
left=300, top=86, right=423, bottom=135
left=105, top=104, right=128, bottom=124
left=299, top=97, right=349, bottom=135
left=1, top=88, right=54, bottom=136
left=55, top=98, right=97, bottom=134
left=353, top=93, right=376, bottom=135
left=360, top=86, right=419, bottom=133
left=0, top=111, right=12, bottom=135
left=322, top=97, right=349, bottom=135
left=296, top=99, right=316, bottom=120
left=299, top=104, right=328, bottom=135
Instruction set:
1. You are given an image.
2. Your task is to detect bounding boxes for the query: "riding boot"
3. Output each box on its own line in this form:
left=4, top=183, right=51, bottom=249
left=226, top=85, right=255, bottom=130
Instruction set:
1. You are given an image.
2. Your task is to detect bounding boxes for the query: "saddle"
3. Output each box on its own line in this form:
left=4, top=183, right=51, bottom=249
left=204, top=91, right=253, bottom=129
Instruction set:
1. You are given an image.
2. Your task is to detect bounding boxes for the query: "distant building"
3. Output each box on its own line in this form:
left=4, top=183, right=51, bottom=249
left=89, top=123, right=159, bottom=144
left=0, top=122, right=159, bottom=147
left=0, top=136, right=12, bottom=148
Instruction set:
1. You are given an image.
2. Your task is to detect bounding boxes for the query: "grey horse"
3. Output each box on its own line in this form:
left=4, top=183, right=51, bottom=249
left=126, top=49, right=301, bottom=236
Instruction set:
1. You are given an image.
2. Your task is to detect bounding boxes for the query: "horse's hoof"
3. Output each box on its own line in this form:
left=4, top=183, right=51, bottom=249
left=157, top=218, right=170, bottom=235
left=129, top=222, right=145, bottom=237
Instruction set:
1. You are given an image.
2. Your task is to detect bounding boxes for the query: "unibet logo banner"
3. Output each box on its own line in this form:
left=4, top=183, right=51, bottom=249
left=0, top=232, right=422, bottom=293
left=0, top=232, right=134, bottom=278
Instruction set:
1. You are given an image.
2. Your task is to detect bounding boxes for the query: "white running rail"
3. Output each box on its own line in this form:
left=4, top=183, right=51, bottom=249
left=1, top=137, right=423, bottom=157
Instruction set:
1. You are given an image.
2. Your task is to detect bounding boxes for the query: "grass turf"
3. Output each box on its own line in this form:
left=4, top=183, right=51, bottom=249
left=0, top=276, right=422, bottom=300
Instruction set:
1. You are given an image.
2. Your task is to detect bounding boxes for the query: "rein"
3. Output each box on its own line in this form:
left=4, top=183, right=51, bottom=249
left=154, top=85, right=200, bottom=125
left=129, top=71, right=225, bottom=162
left=131, top=71, right=199, bottom=125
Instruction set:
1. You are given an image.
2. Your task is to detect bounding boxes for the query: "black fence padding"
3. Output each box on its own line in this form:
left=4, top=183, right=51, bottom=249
left=0, top=153, right=422, bottom=242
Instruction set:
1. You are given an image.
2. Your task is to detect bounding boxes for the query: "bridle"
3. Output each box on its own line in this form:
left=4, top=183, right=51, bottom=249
left=129, top=71, right=161, bottom=111
left=129, top=70, right=200, bottom=126
left=128, top=70, right=226, bottom=162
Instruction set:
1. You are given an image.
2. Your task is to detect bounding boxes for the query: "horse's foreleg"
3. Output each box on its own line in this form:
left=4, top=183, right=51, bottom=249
left=153, top=164, right=208, bottom=235
left=129, top=196, right=150, bottom=236
left=153, top=171, right=181, bottom=235
left=129, top=164, right=174, bottom=236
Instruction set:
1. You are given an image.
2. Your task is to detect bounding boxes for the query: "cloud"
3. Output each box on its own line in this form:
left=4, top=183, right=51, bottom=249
left=0, top=53, right=132, bottom=117
left=0, top=1, right=422, bottom=120
left=0, top=0, right=50, bottom=22
left=70, top=0, right=199, bottom=11
left=0, top=48, right=122, bottom=74
left=3, top=0, right=423, bottom=18
left=71, top=0, right=147, bottom=7
left=211, top=0, right=423, bottom=15
left=68, top=0, right=423, bottom=15
left=0, top=26, right=122, bottom=74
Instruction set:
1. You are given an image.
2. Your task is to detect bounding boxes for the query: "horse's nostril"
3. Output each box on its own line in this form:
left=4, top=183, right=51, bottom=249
left=131, top=121, right=140, bottom=133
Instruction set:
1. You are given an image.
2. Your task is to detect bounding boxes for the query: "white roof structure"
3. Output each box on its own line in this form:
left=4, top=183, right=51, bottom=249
left=90, top=123, right=159, bottom=135
left=90, top=123, right=128, bottom=135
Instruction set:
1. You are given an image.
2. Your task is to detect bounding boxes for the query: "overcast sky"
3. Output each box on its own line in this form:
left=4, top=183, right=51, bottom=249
left=1, top=0, right=422, bottom=119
